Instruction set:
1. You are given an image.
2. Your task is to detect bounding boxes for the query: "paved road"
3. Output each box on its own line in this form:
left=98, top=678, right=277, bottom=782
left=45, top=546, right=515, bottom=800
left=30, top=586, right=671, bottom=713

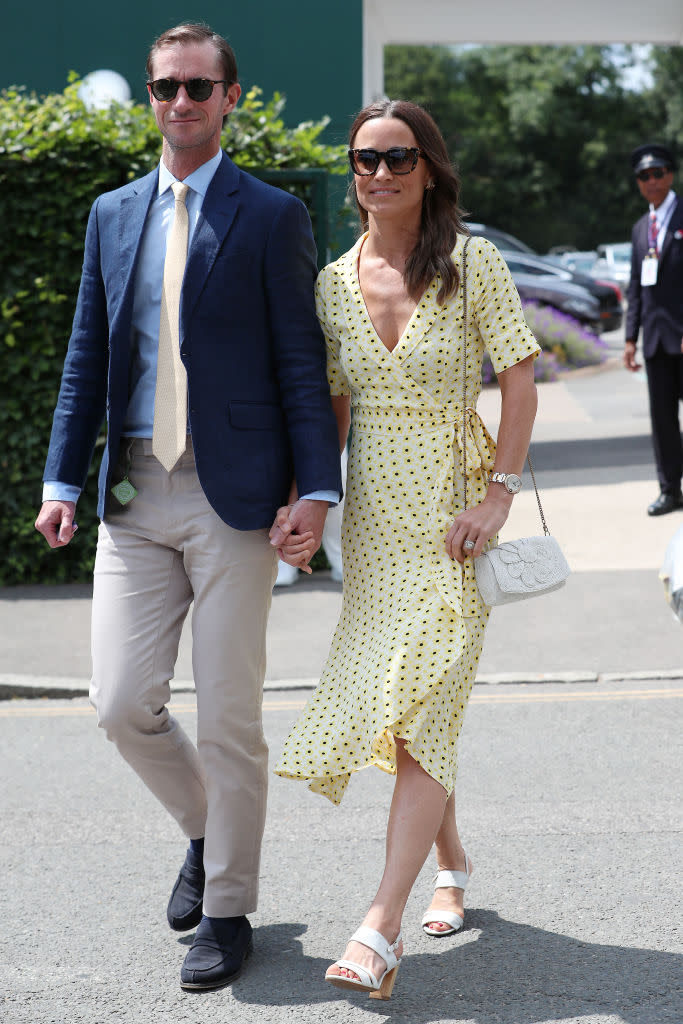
left=1, top=679, right=681, bottom=1024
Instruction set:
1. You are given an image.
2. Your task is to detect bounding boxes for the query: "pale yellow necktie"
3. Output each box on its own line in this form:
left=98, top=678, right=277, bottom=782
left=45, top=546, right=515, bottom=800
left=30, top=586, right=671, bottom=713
left=153, top=181, right=190, bottom=471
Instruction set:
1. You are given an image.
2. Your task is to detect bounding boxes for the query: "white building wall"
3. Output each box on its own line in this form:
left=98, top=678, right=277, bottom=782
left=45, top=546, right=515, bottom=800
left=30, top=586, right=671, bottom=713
left=363, top=0, right=683, bottom=102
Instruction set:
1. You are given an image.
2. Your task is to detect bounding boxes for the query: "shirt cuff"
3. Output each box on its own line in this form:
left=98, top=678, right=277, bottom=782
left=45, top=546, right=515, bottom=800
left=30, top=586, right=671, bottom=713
left=43, top=482, right=82, bottom=504
left=299, top=490, right=340, bottom=506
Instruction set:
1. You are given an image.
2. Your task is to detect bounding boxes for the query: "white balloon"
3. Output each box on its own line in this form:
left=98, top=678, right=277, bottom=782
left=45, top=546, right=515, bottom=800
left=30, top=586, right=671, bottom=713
left=78, top=70, right=131, bottom=110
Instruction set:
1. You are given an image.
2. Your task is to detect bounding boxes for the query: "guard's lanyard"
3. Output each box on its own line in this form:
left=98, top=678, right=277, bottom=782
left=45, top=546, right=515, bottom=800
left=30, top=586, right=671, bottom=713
left=647, top=209, right=659, bottom=256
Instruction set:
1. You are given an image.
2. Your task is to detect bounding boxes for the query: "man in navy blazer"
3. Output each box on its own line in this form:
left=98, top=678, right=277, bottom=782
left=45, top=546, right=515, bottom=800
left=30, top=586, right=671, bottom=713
left=625, top=143, right=683, bottom=515
left=35, top=23, right=341, bottom=990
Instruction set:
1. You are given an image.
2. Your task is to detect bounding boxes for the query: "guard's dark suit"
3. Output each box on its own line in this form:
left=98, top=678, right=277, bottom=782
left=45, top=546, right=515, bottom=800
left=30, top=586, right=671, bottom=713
left=627, top=195, right=683, bottom=495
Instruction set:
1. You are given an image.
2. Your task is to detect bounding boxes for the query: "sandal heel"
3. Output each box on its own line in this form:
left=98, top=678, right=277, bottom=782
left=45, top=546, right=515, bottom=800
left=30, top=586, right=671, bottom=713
left=369, top=964, right=399, bottom=1000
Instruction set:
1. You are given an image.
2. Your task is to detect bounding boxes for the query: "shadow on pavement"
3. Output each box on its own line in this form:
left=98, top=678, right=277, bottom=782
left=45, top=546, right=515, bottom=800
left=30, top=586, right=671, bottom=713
left=229, top=913, right=679, bottom=1022
left=527, top=434, right=657, bottom=489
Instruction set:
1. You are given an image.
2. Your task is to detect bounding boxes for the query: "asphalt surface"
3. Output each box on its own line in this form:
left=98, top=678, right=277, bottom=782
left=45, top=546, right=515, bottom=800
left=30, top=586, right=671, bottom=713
left=2, top=679, right=681, bottom=1024
left=1, top=332, right=682, bottom=1022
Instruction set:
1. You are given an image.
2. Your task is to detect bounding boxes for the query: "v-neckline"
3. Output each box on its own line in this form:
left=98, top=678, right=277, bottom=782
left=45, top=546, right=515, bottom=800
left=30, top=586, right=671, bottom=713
left=354, top=234, right=435, bottom=356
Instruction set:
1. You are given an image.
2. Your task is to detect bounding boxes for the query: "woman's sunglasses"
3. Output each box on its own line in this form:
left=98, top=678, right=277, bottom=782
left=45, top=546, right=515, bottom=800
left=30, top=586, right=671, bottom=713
left=148, top=78, right=228, bottom=103
left=348, top=147, right=422, bottom=176
left=636, top=167, right=669, bottom=183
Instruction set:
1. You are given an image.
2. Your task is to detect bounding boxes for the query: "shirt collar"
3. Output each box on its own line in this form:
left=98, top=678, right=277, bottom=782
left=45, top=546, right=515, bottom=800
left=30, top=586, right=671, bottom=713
left=158, top=149, right=223, bottom=198
left=650, top=190, right=676, bottom=224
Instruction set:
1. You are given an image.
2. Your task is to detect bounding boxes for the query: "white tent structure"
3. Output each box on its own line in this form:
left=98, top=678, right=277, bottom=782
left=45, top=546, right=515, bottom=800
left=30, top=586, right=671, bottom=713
left=364, top=0, right=683, bottom=101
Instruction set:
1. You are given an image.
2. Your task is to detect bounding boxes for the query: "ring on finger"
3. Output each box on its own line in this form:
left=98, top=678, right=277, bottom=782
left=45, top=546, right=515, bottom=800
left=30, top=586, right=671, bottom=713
left=463, top=539, right=475, bottom=551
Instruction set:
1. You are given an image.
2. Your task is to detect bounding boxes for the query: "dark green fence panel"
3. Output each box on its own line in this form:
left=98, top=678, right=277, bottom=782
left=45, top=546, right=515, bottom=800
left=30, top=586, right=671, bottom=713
left=249, top=167, right=329, bottom=267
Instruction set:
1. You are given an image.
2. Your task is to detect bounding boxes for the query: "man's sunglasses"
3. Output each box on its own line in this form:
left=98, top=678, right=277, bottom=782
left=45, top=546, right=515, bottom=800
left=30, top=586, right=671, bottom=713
left=348, top=147, right=422, bottom=176
left=636, top=166, right=669, bottom=183
left=148, top=78, right=228, bottom=103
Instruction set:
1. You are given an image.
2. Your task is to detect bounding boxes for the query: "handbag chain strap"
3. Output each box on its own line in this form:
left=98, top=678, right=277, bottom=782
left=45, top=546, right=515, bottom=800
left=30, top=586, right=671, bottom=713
left=460, top=236, right=550, bottom=536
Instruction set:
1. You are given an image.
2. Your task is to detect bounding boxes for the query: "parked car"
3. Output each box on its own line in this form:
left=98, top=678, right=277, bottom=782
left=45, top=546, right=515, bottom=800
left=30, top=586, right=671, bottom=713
left=499, top=252, right=602, bottom=329
left=554, top=251, right=599, bottom=276
left=593, top=242, right=632, bottom=288
left=466, top=223, right=623, bottom=332
left=466, top=221, right=535, bottom=254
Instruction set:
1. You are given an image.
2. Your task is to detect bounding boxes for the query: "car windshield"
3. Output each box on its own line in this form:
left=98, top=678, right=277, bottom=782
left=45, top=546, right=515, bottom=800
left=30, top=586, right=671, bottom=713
left=611, top=246, right=631, bottom=264
left=503, top=255, right=559, bottom=277
left=466, top=223, right=535, bottom=254
left=566, top=255, right=595, bottom=272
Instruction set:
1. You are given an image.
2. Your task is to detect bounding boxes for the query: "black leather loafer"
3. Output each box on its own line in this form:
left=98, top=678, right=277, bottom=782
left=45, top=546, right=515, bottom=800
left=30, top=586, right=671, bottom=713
left=647, top=492, right=683, bottom=516
left=167, top=848, right=205, bottom=931
left=180, top=915, right=253, bottom=991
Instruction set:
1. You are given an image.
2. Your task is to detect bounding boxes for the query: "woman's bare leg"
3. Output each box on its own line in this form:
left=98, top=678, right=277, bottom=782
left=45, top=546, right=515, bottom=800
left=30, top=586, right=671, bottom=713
left=327, top=739, right=448, bottom=982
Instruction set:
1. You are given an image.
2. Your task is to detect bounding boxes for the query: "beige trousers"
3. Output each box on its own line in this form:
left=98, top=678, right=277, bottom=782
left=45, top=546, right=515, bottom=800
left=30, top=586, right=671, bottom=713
left=90, top=438, right=277, bottom=916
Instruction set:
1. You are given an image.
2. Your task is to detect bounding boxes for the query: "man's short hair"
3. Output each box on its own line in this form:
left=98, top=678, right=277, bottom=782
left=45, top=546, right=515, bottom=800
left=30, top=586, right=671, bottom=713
left=146, top=23, right=238, bottom=89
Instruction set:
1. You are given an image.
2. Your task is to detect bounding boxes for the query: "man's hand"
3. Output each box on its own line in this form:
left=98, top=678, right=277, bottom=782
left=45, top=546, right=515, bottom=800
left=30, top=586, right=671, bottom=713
left=269, top=498, right=328, bottom=573
left=623, top=340, right=641, bottom=372
left=35, top=500, right=78, bottom=549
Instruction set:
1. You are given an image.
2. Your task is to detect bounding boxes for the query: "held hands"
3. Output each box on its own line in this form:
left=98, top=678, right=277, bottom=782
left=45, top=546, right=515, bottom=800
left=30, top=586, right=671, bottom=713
left=269, top=498, right=328, bottom=574
left=445, top=492, right=512, bottom=564
left=35, top=500, right=78, bottom=548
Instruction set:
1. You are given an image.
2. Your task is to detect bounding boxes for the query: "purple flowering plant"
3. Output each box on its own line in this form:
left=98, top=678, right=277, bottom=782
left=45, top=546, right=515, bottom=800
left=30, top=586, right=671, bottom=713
left=481, top=302, right=608, bottom=385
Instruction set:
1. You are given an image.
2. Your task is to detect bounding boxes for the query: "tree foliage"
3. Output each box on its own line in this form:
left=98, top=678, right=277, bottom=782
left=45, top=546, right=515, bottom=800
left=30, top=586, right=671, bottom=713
left=384, top=44, right=683, bottom=252
left=0, top=81, right=345, bottom=585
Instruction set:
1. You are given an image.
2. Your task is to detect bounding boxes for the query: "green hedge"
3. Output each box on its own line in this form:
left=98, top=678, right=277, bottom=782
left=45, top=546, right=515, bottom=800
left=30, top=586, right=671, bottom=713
left=0, top=81, right=346, bottom=585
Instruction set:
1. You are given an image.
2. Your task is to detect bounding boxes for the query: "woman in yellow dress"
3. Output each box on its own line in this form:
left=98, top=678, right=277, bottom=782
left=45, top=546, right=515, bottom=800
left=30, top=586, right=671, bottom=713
left=272, top=99, right=540, bottom=999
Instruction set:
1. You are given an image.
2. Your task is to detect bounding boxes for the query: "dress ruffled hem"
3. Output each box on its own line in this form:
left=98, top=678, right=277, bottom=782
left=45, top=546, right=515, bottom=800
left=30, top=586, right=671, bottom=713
left=273, top=607, right=488, bottom=805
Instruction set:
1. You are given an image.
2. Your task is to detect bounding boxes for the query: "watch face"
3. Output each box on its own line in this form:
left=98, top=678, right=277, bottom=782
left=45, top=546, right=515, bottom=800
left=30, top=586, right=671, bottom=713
left=506, top=474, right=522, bottom=494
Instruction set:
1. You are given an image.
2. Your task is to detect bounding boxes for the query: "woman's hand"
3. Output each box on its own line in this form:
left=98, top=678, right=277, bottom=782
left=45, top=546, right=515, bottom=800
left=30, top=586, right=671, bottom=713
left=445, top=492, right=512, bottom=564
left=277, top=531, right=316, bottom=574
left=269, top=504, right=317, bottom=574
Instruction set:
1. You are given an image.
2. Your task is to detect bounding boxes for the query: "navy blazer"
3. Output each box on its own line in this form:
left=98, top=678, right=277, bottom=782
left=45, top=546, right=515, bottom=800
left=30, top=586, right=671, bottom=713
left=626, top=195, right=683, bottom=358
left=44, top=154, right=342, bottom=529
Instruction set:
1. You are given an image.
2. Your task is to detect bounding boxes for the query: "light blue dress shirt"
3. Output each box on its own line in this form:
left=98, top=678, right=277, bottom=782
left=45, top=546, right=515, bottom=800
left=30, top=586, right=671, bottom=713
left=651, top=190, right=677, bottom=253
left=44, top=151, right=337, bottom=507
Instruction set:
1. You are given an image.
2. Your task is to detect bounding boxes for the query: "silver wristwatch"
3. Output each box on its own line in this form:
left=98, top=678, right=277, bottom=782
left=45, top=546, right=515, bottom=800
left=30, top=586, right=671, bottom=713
left=490, top=472, right=522, bottom=495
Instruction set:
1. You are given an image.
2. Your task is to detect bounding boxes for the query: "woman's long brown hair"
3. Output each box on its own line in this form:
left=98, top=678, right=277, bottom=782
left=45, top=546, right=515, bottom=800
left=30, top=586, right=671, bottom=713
left=349, top=99, right=467, bottom=305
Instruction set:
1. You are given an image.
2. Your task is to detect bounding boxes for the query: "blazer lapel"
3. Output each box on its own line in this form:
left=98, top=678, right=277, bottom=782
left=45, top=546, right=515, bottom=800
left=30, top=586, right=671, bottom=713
left=659, top=196, right=682, bottom=265
left=118, top=168, right=158, bottom=295
left=182, top=153, right=241, bottom=326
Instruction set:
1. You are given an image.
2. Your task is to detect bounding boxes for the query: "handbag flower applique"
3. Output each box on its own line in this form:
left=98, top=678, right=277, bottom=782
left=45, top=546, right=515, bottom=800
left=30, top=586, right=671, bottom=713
left=497, top=538, right=559, bottom=587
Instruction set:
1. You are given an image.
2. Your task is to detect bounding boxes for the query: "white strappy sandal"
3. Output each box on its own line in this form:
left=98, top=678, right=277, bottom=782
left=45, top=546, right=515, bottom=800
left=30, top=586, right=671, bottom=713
left=421, top=854, right=472, bottom=937
left=325, top=925, right=402, bottom=1000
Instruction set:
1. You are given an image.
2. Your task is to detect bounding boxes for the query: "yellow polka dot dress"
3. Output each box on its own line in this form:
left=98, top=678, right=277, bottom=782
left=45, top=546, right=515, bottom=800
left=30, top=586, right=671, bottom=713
left=275, top=234, right=539, bottom=804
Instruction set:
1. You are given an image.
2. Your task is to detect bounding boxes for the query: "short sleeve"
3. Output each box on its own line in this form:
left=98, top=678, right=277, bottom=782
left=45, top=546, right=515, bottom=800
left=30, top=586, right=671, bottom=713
left=315, top=268, right=351, bottom=396
left=469, top=238, right=541, bottom=374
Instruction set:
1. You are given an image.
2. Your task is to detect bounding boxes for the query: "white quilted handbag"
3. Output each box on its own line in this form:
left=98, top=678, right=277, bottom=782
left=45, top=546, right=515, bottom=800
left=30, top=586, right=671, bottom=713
left=459, top=237, right=570, bottom=607
left=474, top=534, right=570, bottom=606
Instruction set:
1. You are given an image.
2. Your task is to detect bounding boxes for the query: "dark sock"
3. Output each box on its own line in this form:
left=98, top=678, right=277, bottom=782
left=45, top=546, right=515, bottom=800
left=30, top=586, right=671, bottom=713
left=189, top=836, right=205, bottom=857
left=201, top=914, right=244, bottom=938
